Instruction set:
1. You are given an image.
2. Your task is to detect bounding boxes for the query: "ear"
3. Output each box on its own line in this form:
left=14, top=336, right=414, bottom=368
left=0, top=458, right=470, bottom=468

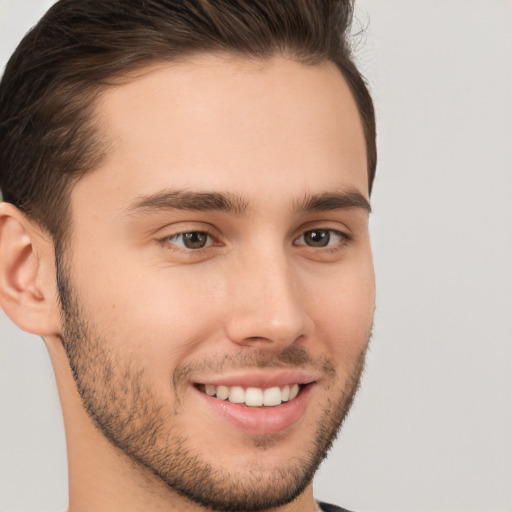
left=0, top=202, right=61, bottom=336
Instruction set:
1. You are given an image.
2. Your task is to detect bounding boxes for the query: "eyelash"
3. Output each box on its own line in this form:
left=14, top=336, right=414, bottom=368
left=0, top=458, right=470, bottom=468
left=159, top=230, right=216, bottom=253
left=293, top=228, right=351, bottom=251
left=158, top=228, right=351, bottom=254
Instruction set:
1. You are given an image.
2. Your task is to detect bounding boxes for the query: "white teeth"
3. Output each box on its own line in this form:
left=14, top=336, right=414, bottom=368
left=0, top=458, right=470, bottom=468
left=289, top=383, right=300, bottom=400
left=216, top=385, right=229, bottom=400
left=263, top=386, right=282, bottom=407
left=245, top=387, right=263, bottom=406
left=201, top=383, right=304, bottom=407
left=205, top=384, right=216, bottom=396
left=228, top=386, right=245, bottom=404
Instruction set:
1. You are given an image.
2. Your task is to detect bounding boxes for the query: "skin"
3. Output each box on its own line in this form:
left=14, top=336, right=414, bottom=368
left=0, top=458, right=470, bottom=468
left=0, top=54, right=374, bottom=512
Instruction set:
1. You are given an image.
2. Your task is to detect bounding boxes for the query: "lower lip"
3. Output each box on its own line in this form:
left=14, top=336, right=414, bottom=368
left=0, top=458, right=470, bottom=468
left=194, top=384, right=314, bottom=435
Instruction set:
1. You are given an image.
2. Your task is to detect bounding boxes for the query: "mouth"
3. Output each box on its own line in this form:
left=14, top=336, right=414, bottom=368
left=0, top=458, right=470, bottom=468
left=192, top=372, right=319, bottom=434
left=195, top=382, right=310, bottom=408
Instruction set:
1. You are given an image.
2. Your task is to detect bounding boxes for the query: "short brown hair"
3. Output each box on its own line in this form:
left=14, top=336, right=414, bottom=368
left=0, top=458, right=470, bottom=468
left=0, top=0, right=376, bottom=244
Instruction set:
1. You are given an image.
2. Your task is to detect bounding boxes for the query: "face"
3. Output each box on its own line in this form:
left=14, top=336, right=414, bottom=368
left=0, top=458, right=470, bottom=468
left=58, top=55, right=375, bottom=511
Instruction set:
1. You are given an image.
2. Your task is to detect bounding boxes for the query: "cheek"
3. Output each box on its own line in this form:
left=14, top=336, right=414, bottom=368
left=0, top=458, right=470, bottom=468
left=306, top=259, right=375, bottom=359
left=72, top=257, right=224, bottom=374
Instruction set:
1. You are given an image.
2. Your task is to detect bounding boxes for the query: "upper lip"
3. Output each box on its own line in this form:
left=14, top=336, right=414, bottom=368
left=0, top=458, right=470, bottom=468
left=194, top=370, right=320, bottom=389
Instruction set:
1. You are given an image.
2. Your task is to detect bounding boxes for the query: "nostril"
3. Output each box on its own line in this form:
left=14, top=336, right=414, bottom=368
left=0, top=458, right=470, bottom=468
left=245, top=336, right=273, bottom=342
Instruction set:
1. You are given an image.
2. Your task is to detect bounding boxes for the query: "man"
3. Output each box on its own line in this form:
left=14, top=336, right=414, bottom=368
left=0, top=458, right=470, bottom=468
left=0, top=1, right=376, bottom=511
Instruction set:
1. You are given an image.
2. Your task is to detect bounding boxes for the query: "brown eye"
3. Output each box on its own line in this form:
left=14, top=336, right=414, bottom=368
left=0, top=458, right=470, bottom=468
left=303, top=229, right=331, bottom=247
left=167, top=231, right=211, bottom=249
left=295, top=229, right=346, bottom=248
left=182, top=232, right=208, bottom=249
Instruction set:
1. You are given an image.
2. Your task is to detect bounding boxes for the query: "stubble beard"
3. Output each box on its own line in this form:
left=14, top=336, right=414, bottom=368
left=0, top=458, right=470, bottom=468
left=56, top=259, right=370, bottom=512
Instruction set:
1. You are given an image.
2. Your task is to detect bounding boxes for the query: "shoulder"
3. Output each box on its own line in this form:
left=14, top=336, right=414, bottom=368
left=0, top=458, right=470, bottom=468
left=318, top=501, right=356, bottom=512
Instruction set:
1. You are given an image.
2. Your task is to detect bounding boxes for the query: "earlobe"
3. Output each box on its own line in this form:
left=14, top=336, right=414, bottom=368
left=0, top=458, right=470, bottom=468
left=0, top=202, right=61, bottom=336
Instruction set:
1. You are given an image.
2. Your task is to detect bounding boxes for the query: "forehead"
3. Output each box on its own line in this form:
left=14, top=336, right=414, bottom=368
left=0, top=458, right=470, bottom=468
left=76, top=54, right=368, bottom=214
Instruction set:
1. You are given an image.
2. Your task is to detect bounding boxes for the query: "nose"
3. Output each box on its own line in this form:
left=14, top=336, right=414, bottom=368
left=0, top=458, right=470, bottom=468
left=224, top=250, right=312, bottom=350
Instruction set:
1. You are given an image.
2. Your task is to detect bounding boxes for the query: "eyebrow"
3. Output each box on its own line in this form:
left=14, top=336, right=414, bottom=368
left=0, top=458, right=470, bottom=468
left=295, top=190, right=371, bottom=214
left=125, top=188, right=371, bottom=217
left=126, top=189, right=249, bottom=216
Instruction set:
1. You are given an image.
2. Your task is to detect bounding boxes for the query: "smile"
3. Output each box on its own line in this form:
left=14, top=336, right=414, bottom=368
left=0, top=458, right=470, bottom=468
left=193, top=372, right=319, bottom=434
left=196, top=383, right=302, bottom=407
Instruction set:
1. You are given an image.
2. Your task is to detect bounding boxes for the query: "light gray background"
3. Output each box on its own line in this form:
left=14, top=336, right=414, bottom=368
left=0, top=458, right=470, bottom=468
left=1, top=1, right=511, bottom=511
